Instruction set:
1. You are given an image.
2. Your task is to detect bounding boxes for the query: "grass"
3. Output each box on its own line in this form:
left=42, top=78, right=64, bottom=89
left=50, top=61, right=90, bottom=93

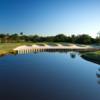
left=0, top=43, right=34, bottom=55
left=60, top=43, right=73, bottom=46
left=0, top=42, right=57, bottom=55
left=76, top=44, right=86, bottom=47
left=81, top=51, right=100, bottom=64
left=0, top=42, right=60, bottom=55
left=1, top=42, right=100, bottom=60
left=46, top=43, right=58, bottom=46
left=36, top=43, right=45, bottom=46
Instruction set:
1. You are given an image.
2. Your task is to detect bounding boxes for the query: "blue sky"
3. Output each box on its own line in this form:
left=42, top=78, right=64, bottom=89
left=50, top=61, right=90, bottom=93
left=0, top=0, right=100, bottom=37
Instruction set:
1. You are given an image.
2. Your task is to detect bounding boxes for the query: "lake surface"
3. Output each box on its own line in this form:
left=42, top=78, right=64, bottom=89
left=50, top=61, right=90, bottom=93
left=0, top=52, right=100, bottom=100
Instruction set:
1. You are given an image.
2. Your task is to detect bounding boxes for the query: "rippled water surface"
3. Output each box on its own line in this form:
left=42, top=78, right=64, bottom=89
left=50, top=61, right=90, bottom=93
left=0, top=52, right=100, bottom=100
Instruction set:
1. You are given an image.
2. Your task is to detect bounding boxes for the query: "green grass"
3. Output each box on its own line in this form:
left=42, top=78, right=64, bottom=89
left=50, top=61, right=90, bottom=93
left=0, top=43, right=34, bottom=55
left=46, top=43, right=58, bottom=46
left=0, top=42, right=58, bottom=55
left=76, top=44, right=86, bottom=47
left=81, top=51, right=100, bottom=64
left=1, top=42, right=99, bottom=59
left=60, top=43, right=73, bottom=46
left=94, top=51, right=100, bottom=55
left=36, top=43, right=45, bottom=46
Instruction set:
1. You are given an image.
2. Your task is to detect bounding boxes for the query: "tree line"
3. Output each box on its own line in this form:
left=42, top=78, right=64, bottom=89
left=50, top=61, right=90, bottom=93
left=0, top=32, right=100, bottom=44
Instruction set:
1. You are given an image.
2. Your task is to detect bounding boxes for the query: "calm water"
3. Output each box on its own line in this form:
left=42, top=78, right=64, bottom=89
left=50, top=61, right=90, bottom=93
left=0, top=52, right=100, bottom=100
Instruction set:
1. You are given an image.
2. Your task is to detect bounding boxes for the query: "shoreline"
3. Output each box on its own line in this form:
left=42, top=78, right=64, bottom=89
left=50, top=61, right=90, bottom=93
left=14, top=43, right=100, bottom=52
left=81, top=51, right=100, bottom=65
left=0, top=43, right=100, bottom=56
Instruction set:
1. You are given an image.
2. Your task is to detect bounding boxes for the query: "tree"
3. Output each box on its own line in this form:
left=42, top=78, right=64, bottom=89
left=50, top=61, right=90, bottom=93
left=76, top=34, right=92, bottom=44
left=0, top=34, right=5, bottom=43
left=10, top=33, right=19, bottom=42
left=96, top=31, right=100, bottom=43
left=71, top=35, right=76, bottom=43
left=97, top=31, right=100, bottom=38
left=20, top=32, right=24, bottom=36
left=0, top=33, right=98, bottom=44
left=54, top=34, right=67, bottom=42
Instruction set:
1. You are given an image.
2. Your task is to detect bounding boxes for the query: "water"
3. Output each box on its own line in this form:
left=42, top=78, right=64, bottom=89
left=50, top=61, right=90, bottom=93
left=0, top=52, right=100, bottom=100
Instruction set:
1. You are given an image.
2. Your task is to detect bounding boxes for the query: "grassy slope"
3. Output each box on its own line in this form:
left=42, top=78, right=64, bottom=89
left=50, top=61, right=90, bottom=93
left=0, top=43, right=34, bottom=55
left=0, top=42, right=50, bottom=55
left=81, top=51, right=100, bottom=64
left=0, top=42, right=64, bottom=55
left=1, top=42, right=100, bottom=60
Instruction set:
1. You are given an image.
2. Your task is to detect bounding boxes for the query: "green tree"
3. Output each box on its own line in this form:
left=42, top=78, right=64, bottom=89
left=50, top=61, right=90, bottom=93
left=20, top=32, right=24, bottom=36
left=54, top=34, right=67, bottom=42
left=76, top=34, right=92, bottom=44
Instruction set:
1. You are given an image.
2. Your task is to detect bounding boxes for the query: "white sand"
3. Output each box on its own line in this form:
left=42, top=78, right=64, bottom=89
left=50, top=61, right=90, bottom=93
left=14, top=43, right=99, bottom=51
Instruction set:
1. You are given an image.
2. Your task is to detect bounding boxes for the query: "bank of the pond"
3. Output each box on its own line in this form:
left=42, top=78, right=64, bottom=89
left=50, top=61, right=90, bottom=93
left=0, top=43, right=34, bottom=56
left=0, top=43, right=100, bottom=56
left=81, top=51, right=100, bottom=64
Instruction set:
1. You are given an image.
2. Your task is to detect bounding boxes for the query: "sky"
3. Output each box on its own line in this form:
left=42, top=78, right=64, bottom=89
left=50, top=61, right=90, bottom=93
left=0, top=0, right=100, bottom=37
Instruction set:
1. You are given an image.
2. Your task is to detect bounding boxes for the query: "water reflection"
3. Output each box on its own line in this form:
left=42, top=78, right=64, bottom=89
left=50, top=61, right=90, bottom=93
left=70, top=52, right=76, bottom=59
left=96, top=68, right=100, bottom=85
left=97, top=78, right=100, bottom=85
left=0, top=50, right=100, bottom=86
left=81, top=55, right=100, bottom=65
left=96, top=68, right=100, bottom=77
left=81, top=54, right=100, bottom=85
left=17, top=49, right=81, bottom=54
left=0, top=51, right=100, bottom=99
left=16, top=49, right=70, bottom=55
left=10, top=50, right=78, bottom=57
left=0, top=50, right=69, bottom=57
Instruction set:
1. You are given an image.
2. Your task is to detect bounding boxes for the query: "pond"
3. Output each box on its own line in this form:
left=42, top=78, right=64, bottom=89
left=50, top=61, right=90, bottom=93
left=0, top=52, right=100, bottom=100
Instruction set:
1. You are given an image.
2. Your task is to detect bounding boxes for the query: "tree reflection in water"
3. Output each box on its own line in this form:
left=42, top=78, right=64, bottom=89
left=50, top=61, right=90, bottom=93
left=70, top=52, right=76, bottom=59
left=96, top=68, right=100, bottom=85
left=81, top=55, right=100, bottom=85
